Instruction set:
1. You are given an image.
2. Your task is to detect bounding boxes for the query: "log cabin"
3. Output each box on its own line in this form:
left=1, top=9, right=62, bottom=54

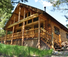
left=0, top=3, right=68, bottom=50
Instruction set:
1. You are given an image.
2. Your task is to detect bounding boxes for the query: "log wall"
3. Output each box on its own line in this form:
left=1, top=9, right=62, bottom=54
left=51, top=21, right=68, bottom=42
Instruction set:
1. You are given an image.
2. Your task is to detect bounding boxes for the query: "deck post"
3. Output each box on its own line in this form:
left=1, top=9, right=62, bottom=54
left=4, top=30, right=7, bottom=44
left=38, top=17, right=41, bottom=49
left=11, top=26, right=14, bottom=45
left=59, top=34, right=61, bottom=47
left=22, top=22, right=25, bottom=46
left=21, top=7, right=25, bottom=46
left=18, top=6, right=21, bottom=22
left=51, top=33, right=54, bottom=49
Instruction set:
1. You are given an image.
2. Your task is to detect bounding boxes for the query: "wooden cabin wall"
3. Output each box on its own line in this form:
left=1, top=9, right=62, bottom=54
left=51, top=21, right=68, bottom=42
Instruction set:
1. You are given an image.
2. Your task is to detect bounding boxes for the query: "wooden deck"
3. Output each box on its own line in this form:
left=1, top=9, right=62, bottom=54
left=0, top=28, right=61, bottom=49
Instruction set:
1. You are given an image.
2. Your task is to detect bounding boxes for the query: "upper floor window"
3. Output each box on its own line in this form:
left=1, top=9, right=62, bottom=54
left=28, top=19, right=32, bottom=24
left=25, top=13, right=27, bottom=18
left=33, top=17, right=38, bottom=22
left=25, top=12, right=30, bottom=18
left=17, top=29, right=21, bottom=32
left=19, top=23, right=22, bottom=27
left=66, top=33, right=68, bottom=39
left=54, top=26, right=60, bottom=35
left=28, top=12, right=30, bottom=16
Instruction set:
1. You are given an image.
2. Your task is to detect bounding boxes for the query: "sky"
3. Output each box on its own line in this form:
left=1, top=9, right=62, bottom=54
left=14, top=0, right=67, bottom=27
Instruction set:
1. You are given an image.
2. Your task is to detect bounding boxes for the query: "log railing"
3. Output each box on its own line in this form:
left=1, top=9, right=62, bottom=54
left=40, top=28, right=61, bottom=48
left=40, top=28, right=52, bottom=46
left=0, top=28, right=61, bottom=48
left=0, top=28, right=38, bottom=42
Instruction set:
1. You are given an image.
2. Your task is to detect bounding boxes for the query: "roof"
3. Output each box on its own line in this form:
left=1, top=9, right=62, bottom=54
left=4, top=3, right=68, bottom=32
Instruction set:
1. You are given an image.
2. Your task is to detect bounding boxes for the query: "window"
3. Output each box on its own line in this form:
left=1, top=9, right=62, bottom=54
left=17, top=29, right=21, bottom=32
left=28, top=19, right=32, bottom=24
left=19, top=23, right=22, bottom=27
left=25, top=27, right=31, bottom=30
left=25, top=12, right=30, bottom=18
left=33, top=17, right=38, bottom=22
left=54, top=27, right=60, bottom=35
left=28, top=12, right=30, bottom=16
left=41, top=23, right=43, bottom=28
left=66, top=33, right=68, bottom=39
left=25, top=13, right=27, bottom=18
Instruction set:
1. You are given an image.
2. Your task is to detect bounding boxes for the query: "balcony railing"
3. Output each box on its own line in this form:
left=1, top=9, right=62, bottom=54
left=0, top=28, right=61, bottom=47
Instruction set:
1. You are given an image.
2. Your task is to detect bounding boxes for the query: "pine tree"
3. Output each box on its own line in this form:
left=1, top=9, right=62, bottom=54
left=0, top=0, right=13, bottom=37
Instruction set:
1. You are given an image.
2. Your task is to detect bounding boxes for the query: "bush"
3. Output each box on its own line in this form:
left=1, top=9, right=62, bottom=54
left=0, top=43, right=53, bottom=57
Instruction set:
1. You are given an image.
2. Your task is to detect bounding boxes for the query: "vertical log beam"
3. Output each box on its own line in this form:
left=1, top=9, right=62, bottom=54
left=59, top=34, right=61, bottom=47
left=18, top=7, right=21, bottom=22
left=21, top=7, right=25, bottom=46
left=22, top=22, right=25, bottom=46
left=4, top=30, right=7, bottom=44
left=51, top=33, right=54, bottom=49
left=11, top=26, right=14, bottom=45
left=38, top=17, right=41, bottom=49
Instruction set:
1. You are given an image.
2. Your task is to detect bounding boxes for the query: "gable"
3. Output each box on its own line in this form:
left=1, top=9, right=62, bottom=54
left=4, top=3, right=68, bottom=32
left=4, top=3, right=37, bottom=30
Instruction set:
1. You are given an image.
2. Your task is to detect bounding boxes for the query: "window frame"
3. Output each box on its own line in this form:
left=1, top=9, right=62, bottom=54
left=66, top=33, right=68, bottom=39
left=54, top=26, right=60, bottom=35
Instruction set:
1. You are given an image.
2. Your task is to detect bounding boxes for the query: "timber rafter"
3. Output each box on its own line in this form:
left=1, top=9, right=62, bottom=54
left=7, top=13, right=38, bottom=28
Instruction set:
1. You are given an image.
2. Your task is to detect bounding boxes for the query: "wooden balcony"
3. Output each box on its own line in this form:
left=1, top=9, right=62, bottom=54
left=0, top=28, right=61, bottom=49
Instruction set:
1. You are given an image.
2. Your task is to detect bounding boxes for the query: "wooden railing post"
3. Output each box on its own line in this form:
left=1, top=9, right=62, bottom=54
left=11, top=26, right=14, bottom=45
left=4, top=30, right=7, bottom=44
left=22, top=22, right=25, bottom=46
left=59, top=34, right=61, bottom=47
left=51, top=33, right=54, bottom=49
left=38, top=17, right=41, bottom=49
left=21, top=7, right=25, bottom=46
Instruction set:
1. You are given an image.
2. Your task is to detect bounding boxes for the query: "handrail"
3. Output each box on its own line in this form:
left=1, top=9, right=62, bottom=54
left=40, top=28, right=52, bottom=36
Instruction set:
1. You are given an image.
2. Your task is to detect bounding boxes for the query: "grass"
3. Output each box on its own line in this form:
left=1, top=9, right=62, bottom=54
left=0, top=43, right=53, bottom=57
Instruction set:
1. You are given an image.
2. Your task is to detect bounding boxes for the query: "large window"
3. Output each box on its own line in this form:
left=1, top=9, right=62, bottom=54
left=28, top=19, right=32, bottom=24
left=28, top=12, right=30, bottom=16
left=19, top=23, right=22, bottom=27
left=25, top=12, right=30, bottom=18
left=54, top=26, right=60, bottom=35
left=25, top=13, right=27, bottom=18
left=33, top=17, right=38, bottom=22
left=66, top=33, right=68, bottom=39
left=17, top=29, right=21, bottom=32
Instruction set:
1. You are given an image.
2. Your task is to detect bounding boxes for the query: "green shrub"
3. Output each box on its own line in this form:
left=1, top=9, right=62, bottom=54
left=0, top=43, right=53, bottom=57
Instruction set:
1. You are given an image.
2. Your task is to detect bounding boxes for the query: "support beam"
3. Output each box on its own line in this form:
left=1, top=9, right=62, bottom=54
left=11, top=26, right=14, bottom=45
left=59, top=34, right=61, bottom=47
left=18, top=7, right=21, bottom=22
left=22, top=22, right=25, bottom=46
left=21, top=7, right=25, bottom=46
left=38, top=17, right=40, bottom=49
left=4, top=30, right=7, bottom=44
left=51, top=33, right=54, bottom=49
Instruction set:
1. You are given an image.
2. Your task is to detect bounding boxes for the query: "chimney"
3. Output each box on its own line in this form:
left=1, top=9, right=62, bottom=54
left=44, top=7, right=46, bottom=12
